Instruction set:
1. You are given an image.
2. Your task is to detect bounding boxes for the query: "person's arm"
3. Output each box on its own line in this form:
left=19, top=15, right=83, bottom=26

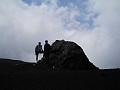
left=49, top=44, right=51, bottom=50
left=41, top=45, right=43, bottom=52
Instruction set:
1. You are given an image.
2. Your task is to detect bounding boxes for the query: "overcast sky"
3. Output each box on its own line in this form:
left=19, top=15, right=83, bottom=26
left=0, top=0, right=120, bottom=69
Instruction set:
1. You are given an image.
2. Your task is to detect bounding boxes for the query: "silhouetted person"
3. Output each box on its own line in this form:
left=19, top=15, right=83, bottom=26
left=43, top=40, right=51, bottom=63
left=35, top=42, right=43, bottom=62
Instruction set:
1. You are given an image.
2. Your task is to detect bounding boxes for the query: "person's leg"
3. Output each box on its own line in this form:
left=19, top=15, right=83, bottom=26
left=36, top=51, right=40, bottom=62
left=45, top=52, right=50, bottom=64
left=36, top=54, right=38, bottom=62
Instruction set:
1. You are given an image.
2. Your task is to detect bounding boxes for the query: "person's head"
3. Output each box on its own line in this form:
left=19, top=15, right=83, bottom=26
left=45, top=40, right=48, bottom=44
left=38, top=42, right=41, bottom=45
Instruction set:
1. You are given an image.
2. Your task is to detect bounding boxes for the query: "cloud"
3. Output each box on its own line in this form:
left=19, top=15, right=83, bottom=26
left=85, top=0, right=120, bottom=68
left=0, top=0, right=120, bottom=69
left=0, top=0, right=80, bottom=62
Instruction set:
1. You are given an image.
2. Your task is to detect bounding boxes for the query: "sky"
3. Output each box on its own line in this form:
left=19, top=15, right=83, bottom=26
left=0, top=0, right=120, bottom=69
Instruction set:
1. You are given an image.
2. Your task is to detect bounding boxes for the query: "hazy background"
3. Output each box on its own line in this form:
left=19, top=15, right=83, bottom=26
left=0, top=0, right=120, bottom=69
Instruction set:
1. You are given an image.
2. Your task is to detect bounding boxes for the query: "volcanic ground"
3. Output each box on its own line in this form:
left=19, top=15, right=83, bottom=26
left=0, top=58, right=120, bottom=90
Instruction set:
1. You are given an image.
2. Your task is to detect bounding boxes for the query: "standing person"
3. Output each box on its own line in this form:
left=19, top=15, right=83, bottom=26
left=43, top=40, right=51, bottom=62
left=35, top=42, right=43, bottom=62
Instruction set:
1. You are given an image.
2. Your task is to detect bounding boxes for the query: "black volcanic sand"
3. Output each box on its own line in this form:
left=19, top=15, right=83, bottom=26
left=0, top=59, right=120, bottom=90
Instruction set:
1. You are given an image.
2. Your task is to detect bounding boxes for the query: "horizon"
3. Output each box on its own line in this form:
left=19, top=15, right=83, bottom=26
left=0, top=0, right=120, bottom=69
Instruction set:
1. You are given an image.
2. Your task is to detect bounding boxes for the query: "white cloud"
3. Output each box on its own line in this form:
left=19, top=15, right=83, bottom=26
left=84, top=0, right=120, bottom=68
left=0, top=0, right=79, bottom=62
left=0, top=0, right=120, bottom=69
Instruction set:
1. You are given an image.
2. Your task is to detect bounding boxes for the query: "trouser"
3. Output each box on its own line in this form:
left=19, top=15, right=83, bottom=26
left=43, top=52, right=50, bottom=63
left=35, top=51, right=43, bottom=62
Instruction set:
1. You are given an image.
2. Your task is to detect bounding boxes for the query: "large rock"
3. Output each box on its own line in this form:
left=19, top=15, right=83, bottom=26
left=48, top=40, right=98, bottom=70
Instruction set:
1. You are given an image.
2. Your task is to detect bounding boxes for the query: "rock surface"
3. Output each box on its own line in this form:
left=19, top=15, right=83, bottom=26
left=48, top=40, right=98, bottom=70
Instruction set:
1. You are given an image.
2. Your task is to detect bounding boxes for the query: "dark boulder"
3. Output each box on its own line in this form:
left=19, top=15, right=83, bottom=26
left=48, top=40, right=98, bottom=70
